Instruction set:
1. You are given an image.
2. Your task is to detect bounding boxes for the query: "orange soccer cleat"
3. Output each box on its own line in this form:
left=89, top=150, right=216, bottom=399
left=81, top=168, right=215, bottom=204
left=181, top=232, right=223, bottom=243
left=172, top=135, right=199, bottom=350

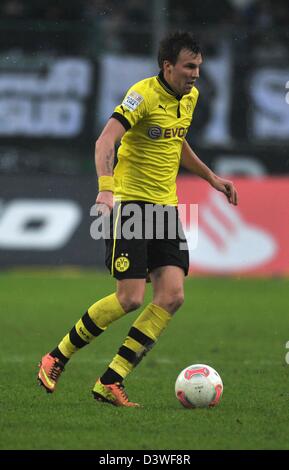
left=92, top=379, right=140, bottom=407
left=37, top=353, right=65, bottom=393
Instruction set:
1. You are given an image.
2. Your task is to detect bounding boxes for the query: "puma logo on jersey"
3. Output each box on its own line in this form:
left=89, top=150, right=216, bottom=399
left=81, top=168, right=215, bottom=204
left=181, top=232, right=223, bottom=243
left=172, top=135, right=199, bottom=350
left=158, top=104, right=167, bottom=112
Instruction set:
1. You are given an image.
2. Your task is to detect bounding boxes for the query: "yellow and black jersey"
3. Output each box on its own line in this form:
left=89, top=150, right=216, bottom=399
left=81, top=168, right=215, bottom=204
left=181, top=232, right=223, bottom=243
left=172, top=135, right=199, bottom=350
left=112, top=71, right=199, bottom=206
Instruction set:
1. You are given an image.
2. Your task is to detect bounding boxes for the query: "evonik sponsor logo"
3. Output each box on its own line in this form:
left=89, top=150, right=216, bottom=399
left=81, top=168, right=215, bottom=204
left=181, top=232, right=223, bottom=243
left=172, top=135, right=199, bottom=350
left=147, top=126, right=188, bottom=139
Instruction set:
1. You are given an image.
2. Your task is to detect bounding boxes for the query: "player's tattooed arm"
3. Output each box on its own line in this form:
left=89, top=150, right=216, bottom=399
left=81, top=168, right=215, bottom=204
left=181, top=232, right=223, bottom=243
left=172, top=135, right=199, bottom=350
left=95, top=118, right=126, bottom=177
left=105, top=149, right=114, bottom=174
left=95, top=117, right=127, bottom=213
left=95, top=140, right=115, bottom=177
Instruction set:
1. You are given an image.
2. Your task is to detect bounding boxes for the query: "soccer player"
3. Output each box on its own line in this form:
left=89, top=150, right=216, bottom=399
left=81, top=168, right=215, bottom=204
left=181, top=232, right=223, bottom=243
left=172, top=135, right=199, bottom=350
left=38, top=32, right=238, bottom=407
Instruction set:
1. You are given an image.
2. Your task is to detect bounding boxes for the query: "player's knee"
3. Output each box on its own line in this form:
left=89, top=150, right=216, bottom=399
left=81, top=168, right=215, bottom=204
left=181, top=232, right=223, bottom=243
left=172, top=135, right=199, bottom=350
left=124, top=298, right=143, bottom=313
left=168, top=293, right=184, bottom=313
left=155, top=291, right=184, bottom=314
left=118, top=294, right=144, bottom=313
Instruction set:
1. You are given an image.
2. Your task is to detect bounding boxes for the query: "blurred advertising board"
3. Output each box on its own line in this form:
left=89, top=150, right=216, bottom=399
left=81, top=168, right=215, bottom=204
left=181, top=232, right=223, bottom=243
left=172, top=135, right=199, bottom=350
left=0, top=34, right=98, bottom=172
left=177, top=176, right=289, bottom=276
left=0, top=175, right=104, bottom=267
left=1, top=174, right=288, bottom=276
left=0, top=56, right=93, bottom=139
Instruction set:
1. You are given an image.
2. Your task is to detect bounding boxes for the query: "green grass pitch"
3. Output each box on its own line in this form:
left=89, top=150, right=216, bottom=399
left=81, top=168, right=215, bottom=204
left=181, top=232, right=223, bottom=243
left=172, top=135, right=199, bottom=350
left=0, top=270, right=288, bottom=450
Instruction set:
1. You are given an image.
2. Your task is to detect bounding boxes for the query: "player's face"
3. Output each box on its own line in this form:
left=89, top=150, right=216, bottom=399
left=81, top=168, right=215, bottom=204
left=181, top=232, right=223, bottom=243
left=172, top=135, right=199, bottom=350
left=164, top=49, right=202, bottom=96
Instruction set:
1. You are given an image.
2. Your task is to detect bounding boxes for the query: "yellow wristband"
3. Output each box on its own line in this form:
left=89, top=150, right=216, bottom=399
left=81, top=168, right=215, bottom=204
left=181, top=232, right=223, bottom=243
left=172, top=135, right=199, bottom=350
left=98, top=175, right=114, bottom=192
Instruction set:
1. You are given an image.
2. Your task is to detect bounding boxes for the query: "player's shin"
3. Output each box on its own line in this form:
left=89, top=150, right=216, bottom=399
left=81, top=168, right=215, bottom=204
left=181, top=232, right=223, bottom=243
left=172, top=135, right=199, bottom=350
left=51, top=293, right=126, bottom=362
left=100, top=303, right=172, bottom=384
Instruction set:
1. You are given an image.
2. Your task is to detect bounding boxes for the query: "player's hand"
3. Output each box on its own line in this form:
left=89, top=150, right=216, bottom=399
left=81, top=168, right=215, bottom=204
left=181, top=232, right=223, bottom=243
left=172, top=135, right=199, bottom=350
left=209, top=175, right=238, bottom=205
left=95, top=191, right=114, bottom=216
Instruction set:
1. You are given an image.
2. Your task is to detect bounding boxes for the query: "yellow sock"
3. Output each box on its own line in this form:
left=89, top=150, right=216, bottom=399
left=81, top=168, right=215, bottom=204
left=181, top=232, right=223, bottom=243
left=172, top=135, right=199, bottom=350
left=104, top=303, right=172, bottom=380
left=88, top=293, right=125, bottom=329
left=58, top=293, right=125, bottom=359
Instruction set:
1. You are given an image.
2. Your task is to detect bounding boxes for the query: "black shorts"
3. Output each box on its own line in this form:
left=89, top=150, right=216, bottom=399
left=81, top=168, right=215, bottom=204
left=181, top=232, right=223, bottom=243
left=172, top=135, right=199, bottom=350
left=104, top=201, right=189, bottom=280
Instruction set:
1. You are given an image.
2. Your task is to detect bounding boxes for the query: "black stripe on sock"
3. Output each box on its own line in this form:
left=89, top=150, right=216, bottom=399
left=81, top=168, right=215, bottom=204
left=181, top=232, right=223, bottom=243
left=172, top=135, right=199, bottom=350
left=69, top=326, right=88, bottom=348
left=50, top=347, right=69, bottom=365
left=118, top=345, right=137, bottom=364
left=101, top=367, right=124, bottom=385
left=82, top=311, right=104, bottom=337
left=128, top=326, right=155, bottom=348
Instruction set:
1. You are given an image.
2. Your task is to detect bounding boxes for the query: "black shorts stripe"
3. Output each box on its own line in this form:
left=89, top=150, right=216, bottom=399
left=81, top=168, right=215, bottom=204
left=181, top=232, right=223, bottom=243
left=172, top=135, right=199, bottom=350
left=82, top=311, right=104, bottom=337
left=118, top=345, right=138, bottom=364
left=69, top=326, right=88, bottom=348
left=128, top=326, right=154, bottom=348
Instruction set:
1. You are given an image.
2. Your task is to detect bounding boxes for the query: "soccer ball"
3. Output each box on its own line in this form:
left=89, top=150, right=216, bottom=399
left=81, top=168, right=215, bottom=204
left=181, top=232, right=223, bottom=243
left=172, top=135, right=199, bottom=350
left=175, top=364, right=223, bottom=409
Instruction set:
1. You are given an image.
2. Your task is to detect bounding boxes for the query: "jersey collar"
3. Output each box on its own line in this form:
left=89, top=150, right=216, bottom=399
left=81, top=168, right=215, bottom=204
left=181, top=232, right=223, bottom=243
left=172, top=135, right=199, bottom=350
left=157, top=71, right=182, bottom=101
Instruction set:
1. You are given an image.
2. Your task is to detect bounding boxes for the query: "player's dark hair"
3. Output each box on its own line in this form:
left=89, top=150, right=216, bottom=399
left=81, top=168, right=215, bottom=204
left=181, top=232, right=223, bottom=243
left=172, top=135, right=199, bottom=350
left=158, top=31, right=201, bottom=70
